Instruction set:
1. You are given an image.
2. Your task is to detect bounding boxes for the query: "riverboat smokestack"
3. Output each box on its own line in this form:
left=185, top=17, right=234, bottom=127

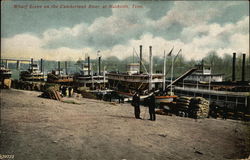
left=40, top=59, right=43, bottom=72
left=65, top=61, right=68, bottom=75
left=88, top=56, right=90, bottom=76
left=232, top=52, right=236, bottom=81
left=98, top=56, right=101, bottom=75
left=58, top=61, right=61, bottom=75
left=31, top=58, right=33, bottom=70
left=242, top=53, right=246, bottom=82
left=140, top=45, right=142, bottom=74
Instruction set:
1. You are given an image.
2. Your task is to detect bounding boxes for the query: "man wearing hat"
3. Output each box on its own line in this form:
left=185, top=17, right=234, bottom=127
left=132, top=92, right=141, bottom=119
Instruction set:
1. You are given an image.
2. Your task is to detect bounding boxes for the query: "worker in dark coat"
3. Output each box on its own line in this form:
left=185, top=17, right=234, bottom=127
left=132, top=92, right=141, bottom=119
left=61, top=86, right=67, bottom=97
left=222, top=103, right=228, bottom=120
left=148, top=93, right=156, bottom=121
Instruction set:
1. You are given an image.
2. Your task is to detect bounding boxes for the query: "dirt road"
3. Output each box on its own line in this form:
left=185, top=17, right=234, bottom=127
left=1, top=89, right=249, bottom=160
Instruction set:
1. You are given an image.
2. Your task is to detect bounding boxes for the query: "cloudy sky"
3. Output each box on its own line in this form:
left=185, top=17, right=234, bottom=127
left=1, top=0, right=249, bottom=61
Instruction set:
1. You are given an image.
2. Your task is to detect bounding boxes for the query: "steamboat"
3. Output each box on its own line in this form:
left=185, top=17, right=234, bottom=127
left=106, top=45, right=179, bottom=104
left=19, top=58, right=46, bottom=81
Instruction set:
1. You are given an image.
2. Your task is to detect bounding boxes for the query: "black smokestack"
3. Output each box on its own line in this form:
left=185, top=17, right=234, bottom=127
left=242, top=53, right=246, bottom=82
left=40, top=59, right=43, bottom=72
left=140, top=45, right=142, bottom=73
left=31, top=58, right=33, bottom=70
left=88, top=57, right=90, bottom=76
left=149, top=46, right=152, bottom=74
left=232, top=53, right=236, bottom=81
left=58, top=61, right=61, bottom=75
left=98, top=56, right=101, bottom=75
left=16, top=60, right=20, bottom=70
left=65, top=61, right=68, bottom=75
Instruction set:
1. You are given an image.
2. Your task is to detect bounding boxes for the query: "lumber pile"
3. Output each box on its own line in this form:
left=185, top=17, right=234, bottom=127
left=40, top=88, right=61, bottom=101
left=189, top=97, right=209, bottom=119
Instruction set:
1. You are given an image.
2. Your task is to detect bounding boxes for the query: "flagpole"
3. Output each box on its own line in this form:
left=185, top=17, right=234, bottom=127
left=163, top=50, right=166, bottom=92
left=103, top=66, right=106, bottom=89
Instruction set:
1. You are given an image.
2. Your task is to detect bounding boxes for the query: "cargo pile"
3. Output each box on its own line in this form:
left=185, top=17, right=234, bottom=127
left=189, top=97, right=209, bottom=119
left=12, top=80, right=46, bottom=91
left=176, top=96, right=192, bottom=117
left=0, top=79, right=12, bottom=89
left=175, top=96, right=209, bottom=119
left=77, top=88, right=97, bottom=99
left=40, top=87, right=61, bottom=101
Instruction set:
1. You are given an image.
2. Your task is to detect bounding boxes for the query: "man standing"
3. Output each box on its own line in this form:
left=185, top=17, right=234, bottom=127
left=132, top=92, right=141, bottom=119
left=222, top=103, right=228, bottom=120
left=148, top=93, right=156, bottom=121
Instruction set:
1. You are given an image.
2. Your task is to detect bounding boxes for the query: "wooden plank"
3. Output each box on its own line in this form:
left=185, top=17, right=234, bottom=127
left=55, top=91, right=62, bottom=101
left=53, top=90, right=59, bottom=101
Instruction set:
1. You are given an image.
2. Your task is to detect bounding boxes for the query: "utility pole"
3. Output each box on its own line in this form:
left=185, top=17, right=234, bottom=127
left=91, top=63, right=94, bottom=89
left=170, top=54, right=174, bottom=95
